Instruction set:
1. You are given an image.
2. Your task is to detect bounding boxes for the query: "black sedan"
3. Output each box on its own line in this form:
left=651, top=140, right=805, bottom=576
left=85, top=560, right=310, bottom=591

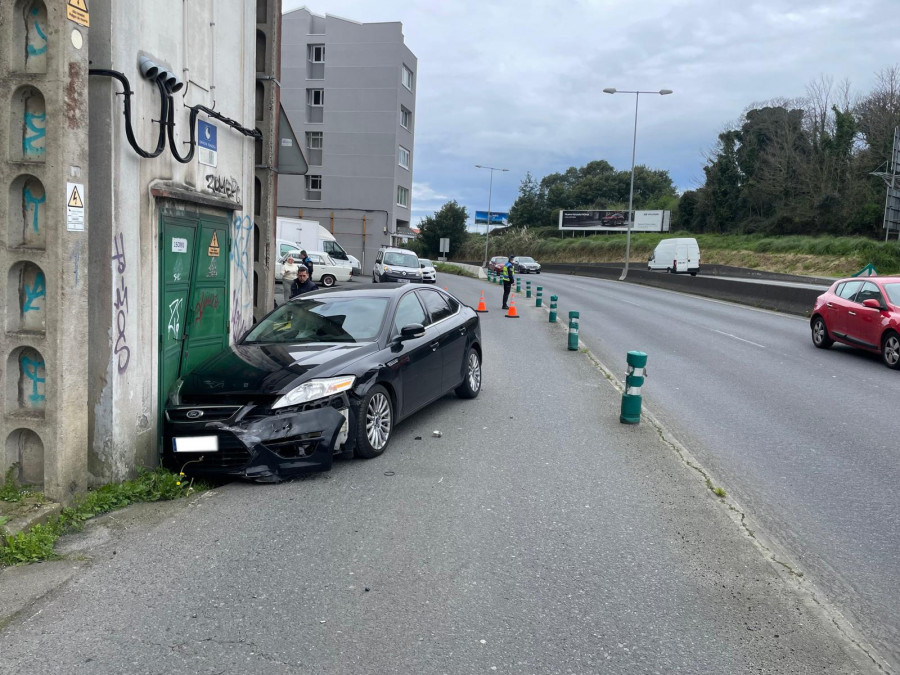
left=163, top=284, right=482, bottom=481
left=513, top=256, right=541, bottom=274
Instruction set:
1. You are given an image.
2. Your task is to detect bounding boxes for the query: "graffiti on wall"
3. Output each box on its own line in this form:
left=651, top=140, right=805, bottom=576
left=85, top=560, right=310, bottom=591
left=23, top=111, right=46, bottom=157
left=111, top=233, right=130, bottom=373
left=168, top=298, right=183, bottom=339
left=20, top=353, right=46, bottom=407
left=23, top=184, right=45, bottom=233
left=22, top=269, right=45, bottom=313
left=205, top=175, right=241, bottom=203
left=26, top=7, right=48, bottom=57
left=230, top=214, right=252, bottom=338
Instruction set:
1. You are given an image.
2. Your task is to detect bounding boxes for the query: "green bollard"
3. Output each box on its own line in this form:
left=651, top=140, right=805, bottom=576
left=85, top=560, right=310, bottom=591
left=536, top=286, right=543, bottom=307
left=526, top=281, right=532, bottom=299
left=568, top=311, right=579, bottom=351
left=516, top=278, right=521, bottom=293
left=549, top=295, right=558, bottom=323
left=620, top=351, right=648, bottom=424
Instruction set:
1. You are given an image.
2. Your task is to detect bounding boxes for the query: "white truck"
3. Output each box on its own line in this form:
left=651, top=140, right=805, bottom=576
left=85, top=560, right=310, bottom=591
left=647, top=237, right=700, bottom=275
left=276, top=217, right=360, bottom=275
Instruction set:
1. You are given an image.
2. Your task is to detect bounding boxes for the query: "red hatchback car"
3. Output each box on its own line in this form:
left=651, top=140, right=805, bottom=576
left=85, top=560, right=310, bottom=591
left=810, top=276, right=900, bottom=369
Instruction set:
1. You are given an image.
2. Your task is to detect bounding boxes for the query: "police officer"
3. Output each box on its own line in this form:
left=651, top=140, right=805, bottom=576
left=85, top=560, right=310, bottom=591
left=299, top=250, right=314, bottom=278
left=501, top=254, right=516, bottom=309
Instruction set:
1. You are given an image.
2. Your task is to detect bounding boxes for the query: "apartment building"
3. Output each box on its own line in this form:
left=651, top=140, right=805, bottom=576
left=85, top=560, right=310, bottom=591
left=280, top=8, right=417, bottom=273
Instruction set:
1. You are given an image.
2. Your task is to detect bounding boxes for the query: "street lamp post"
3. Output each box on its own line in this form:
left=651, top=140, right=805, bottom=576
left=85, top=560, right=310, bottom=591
left=602, top=88, right=673, bottom=280
left=475, top=164, right=509, bottom=267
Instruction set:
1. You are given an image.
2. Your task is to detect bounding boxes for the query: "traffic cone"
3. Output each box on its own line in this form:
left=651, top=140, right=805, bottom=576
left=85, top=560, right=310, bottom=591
left=505, top=297, right=519, bottom=318
left=475, top=291, right=488, bottom=313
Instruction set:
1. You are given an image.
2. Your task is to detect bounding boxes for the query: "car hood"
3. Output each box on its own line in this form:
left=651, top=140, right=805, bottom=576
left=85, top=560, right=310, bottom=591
left=180, top=341, right=379, bottom=397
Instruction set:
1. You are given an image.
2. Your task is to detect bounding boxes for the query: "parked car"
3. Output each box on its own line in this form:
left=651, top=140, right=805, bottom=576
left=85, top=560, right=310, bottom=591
left=163, top=284, right=483, bottom=480
left=810, top=276, right=900, bottom=369
left=276, top=250, right=352, bottom=287
left=373, top=246, right=423, bottom=283
left=487, top=256, right=507, bottom=273
left=512, top=256, right=541, bottom=274
left=419, top=258, right=437, bottom=283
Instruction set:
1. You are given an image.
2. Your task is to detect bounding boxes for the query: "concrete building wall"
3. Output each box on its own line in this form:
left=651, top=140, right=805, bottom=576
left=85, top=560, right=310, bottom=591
left=83, top=0, right=259, bottom=484
left=278, top=8, right=417, bottom=272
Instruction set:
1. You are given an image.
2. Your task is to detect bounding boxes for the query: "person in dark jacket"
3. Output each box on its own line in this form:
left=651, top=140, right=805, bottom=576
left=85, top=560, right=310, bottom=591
left=290, top=266, right=318, bottom=298
left=299, top=250, right=314, bottom=278
left=501, top=254, right=515, bottom=309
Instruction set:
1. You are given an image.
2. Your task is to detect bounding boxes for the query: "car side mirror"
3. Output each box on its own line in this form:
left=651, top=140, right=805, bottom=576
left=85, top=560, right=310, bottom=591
left=419, top=263, right=425, bottom=268
left=399, top=323, right=425, bottom=340
left=862, top=298, right=883, bottom=310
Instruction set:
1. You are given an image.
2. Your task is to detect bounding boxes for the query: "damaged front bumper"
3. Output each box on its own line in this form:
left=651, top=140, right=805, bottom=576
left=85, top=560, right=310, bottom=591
left=163, top=398, right=350, bottom=482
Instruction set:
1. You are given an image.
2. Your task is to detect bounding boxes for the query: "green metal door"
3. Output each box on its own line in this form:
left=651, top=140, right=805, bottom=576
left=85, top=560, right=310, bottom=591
left=159, top=214, right=230, bottom=416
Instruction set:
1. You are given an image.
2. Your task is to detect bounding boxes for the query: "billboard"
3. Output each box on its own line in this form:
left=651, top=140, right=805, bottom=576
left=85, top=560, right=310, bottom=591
left=559, top=210, right=671, bottom=232
left=474, top=211, right=509, bottom=225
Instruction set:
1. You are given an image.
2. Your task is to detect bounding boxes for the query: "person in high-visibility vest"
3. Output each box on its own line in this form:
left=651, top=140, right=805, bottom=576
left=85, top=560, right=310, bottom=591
left=501, top=254, right=516, bottom=309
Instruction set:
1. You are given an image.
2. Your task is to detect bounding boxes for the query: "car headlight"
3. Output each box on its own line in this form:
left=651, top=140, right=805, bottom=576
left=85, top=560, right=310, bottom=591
left=272, top=375, right=356, bottom=410
left=383, top=265, right=393, bottom=273
left=168, top=378, right=184, bottom=405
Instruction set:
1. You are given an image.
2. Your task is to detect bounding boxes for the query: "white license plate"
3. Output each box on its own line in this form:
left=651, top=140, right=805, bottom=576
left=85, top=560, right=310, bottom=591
left=173, top=436, right=219, bottom=453
left=397, top=278, right=410, bottom=284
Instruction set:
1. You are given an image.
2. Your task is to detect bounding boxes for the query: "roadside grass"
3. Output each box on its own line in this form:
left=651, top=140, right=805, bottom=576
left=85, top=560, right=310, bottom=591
left=0, top=468, right=206, bottom=567
left=434, top=262, right=477, bottom=278
left=458, top=231, right=900, bottom=277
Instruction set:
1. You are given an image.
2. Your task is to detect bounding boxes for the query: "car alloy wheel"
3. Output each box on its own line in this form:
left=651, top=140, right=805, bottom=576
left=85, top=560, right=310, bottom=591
left=322, top=275, right=335, bottom=287
left=363, top=386, right=392, bottom=453
left=812, top=316, right=833, bottom=349
left=454, top=348, right=481, bottom=399
left=882, top=331, right=900, bottom=369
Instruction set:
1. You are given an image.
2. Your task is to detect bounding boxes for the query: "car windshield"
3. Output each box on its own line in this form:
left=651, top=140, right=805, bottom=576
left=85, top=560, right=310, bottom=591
left=419, top=259, right=432, bottom=267
left=517, top=257, right=535, bottom=263
left=883, top=282, right=900, bottom=306
left=243, top=296, right=389, bottom=344
left=384, top=251, right=418, bottom=267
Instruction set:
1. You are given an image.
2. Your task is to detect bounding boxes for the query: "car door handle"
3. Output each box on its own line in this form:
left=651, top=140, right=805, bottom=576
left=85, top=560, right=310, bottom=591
left=826, top=302, right=834, bottom=308
left=458, top=327, right=467, bottom=335
left=848, top=311, right=856, bottom=316
left=429, top=341, right=440, bottom=351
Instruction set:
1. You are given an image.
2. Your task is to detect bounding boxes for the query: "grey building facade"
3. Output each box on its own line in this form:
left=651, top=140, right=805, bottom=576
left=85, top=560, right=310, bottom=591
left=279, top=8, right=417, bottom=274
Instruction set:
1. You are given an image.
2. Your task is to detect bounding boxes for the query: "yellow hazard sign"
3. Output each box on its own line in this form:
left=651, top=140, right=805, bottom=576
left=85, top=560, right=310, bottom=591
left=68, top=185, right=84, bottom=208
left=208, top=231, right=220, bottom=257
left=67, top=0, right=90, bottom=27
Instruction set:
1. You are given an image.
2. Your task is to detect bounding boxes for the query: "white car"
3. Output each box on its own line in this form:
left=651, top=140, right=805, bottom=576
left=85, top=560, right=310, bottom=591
left=418, top=258, right=437, bottom=283
left=276, top=250, right=352, bottom=288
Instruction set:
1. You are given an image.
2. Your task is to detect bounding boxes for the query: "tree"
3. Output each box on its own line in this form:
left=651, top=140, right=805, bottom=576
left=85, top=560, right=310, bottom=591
left=508, top=172, right=550, bottom=227
left=417, top=201, right=468, bottom=258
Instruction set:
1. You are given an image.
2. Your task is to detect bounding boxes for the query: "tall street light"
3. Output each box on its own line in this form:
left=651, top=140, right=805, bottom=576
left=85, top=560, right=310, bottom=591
left=475, top=164, right=509, bottom=267
left=602, top=88, right=673, bottom=280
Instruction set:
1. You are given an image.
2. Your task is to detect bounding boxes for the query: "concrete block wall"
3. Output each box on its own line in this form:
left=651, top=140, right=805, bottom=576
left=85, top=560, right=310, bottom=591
left=1, top=0, right=90, bottom=501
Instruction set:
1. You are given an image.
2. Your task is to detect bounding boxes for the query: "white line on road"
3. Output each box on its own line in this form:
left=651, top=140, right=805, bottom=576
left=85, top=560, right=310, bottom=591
left=712, top=329, right=766, bottom=349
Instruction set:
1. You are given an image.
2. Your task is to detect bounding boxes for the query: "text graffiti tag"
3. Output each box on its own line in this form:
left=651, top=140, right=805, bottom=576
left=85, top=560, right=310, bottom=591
left=112, top=233, right=130, bottom=373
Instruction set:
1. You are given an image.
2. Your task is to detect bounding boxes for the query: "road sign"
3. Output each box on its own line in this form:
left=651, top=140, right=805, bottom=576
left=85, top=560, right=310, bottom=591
left=439, top=238, right=450, bottom=254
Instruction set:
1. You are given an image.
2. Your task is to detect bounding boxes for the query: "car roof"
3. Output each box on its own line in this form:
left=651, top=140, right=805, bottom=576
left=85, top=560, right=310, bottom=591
left=834, top=276, right=900, bottom=284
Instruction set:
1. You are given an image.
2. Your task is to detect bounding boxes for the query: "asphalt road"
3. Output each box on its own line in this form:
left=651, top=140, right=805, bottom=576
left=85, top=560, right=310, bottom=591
left=0, top=273, right=884, bottom=673
left=512, top=270, right=900, bottom=670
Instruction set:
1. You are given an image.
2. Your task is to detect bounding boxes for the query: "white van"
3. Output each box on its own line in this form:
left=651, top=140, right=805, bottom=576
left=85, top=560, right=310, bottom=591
left=648, top=237, right=700, bottom=275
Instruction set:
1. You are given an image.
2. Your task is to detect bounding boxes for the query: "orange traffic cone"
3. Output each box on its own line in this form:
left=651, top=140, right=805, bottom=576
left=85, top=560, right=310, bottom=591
left=475, top=291, right=488, bottom=312
left=505, top=297, right=519, bottom=318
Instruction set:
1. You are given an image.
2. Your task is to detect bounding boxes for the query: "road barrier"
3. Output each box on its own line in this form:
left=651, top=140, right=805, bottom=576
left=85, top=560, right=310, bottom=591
left=475, top=291, right=488, bottom=313
left=620, top=351, right=647, bottom=424
left=526, top=281, right=532, bottom=299
left=568, top=311, right=579, bottom=350
left=505, top=297, right=520, bottom=318
left=549, top=295, right=558, bottom=323
left=516, top=278, right=521, bottom=293
left=536, top=286, right=543, bottom=307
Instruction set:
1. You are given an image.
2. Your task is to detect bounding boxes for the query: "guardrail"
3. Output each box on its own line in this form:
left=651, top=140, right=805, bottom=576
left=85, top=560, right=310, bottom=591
left=456, top=261, right=828, bottom=316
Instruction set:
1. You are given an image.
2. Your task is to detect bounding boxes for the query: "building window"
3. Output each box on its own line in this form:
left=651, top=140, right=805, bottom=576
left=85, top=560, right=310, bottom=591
left=309, top=44, right=325, bottom=63
left=401, top=106, right=411, bottom=130
left=401, top=65, right=414, bottom=91
left=397, top=185, right=409, bottom=208
left=306, top=131, right=323, bottom=166
left=398, top=145, right=410, bottom=169
left=306, top=175, right=322, bottom=201
left=307, top=89, right=324, bottom=106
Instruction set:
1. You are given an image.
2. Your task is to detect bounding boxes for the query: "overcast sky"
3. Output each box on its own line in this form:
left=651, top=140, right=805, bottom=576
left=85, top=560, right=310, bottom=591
left=282, top=1, right=899, bottom=229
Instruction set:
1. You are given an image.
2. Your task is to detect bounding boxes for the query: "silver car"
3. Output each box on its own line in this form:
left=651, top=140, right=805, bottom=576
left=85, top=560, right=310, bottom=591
left=419, top=258, right=437, bottom=283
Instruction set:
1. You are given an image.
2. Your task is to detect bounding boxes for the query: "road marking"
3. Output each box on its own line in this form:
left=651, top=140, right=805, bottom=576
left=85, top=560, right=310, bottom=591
left=713, top=329, right=766, bottom=349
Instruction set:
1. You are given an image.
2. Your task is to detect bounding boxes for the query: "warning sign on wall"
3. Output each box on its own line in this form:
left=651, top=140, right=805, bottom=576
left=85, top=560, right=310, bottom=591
left=67, top=0, right=90, bottom=27
left=67, top=182, right=85, bottom=231
left=208, top=231, right=220, bottom=257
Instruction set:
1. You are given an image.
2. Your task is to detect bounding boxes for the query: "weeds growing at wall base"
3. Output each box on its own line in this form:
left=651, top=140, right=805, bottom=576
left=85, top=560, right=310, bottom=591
left=0, top=468, right=206, bottom=566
